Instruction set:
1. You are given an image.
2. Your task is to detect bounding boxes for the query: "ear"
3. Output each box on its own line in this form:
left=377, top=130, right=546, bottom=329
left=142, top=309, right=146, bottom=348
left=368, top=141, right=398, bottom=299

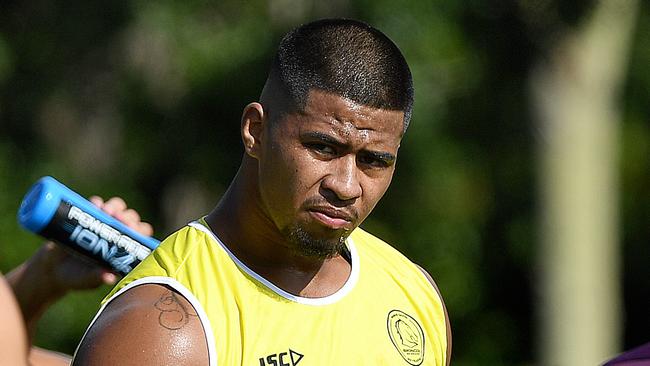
left=241, top=102, right=265, bottom=159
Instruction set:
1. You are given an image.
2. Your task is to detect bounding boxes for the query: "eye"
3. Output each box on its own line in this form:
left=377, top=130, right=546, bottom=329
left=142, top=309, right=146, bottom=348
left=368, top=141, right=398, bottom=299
left=305, top=142, right=336, bottom=156
left=358, top=153, right=390, bottom=168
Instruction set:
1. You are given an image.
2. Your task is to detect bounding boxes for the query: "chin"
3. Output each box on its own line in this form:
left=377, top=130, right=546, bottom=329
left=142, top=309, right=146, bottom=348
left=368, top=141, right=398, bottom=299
left=283, top=224, right=349, bottom=259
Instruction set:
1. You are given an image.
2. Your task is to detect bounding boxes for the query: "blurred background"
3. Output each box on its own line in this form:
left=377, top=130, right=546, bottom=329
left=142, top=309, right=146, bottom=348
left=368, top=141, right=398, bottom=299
left=0, top=1, right=648, bottom=365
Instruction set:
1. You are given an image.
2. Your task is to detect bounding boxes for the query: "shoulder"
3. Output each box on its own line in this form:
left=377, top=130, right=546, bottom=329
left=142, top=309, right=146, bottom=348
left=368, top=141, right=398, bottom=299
left=415, top=265, right=452, bottom=366
left=103, top=222, right=215, bottom=301
left=73, top=283, right=208, bottom=366
left=154, top=222, right=213, bottom=262
left=350, top=227, right=410, bottom=260
left=151, top=220, right=221, bottom=272
left=350, top=227, right=425, bottom=277
left=351, top=228, right=453, bottom=365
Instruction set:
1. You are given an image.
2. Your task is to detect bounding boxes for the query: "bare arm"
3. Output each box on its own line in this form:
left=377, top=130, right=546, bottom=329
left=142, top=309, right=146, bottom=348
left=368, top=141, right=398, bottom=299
left=0, top=275, right=29, bottom=366
left=5, top=250, right=79, bottom=366
left=6, top=196, right=153, bottom=338
left=5, top=242, right=100, bottom=338
left=73, top=284, right=209, bottom=366
left=28, top=347, right=72, bottom=366
left=4, top=196, right=154, bottom=366
left=417, top=264, right=452, bottom=366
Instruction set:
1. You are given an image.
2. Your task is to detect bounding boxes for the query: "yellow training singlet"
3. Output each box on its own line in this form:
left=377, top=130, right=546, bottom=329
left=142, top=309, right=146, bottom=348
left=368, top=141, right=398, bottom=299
left=94, top=219, right=448, bottom=365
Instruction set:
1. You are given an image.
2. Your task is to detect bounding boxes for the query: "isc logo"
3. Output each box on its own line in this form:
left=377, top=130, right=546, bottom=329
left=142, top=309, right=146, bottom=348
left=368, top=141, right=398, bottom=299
left=258, top=349, right=304, bottom=366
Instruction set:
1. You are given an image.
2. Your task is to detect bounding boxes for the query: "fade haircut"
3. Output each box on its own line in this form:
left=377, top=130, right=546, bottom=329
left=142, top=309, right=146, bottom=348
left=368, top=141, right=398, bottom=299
left=268, top=18, right=414, bottom=131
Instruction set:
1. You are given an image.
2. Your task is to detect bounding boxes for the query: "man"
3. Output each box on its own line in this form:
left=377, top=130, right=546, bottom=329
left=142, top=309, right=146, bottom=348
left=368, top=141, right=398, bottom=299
left=74, top=18, right=451, bottom=365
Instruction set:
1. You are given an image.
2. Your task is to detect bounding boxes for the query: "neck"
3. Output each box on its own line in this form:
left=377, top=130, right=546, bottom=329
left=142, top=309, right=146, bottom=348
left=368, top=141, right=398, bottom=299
left=205, top=159, right=351, bottom=298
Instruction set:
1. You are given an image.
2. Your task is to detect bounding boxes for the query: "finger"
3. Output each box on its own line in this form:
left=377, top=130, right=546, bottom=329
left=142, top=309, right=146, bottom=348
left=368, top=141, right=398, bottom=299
left=116, top=208, right=141, bottom=227
left=102, top=197, right=127, bottom=216
left=137, top=222, right=154, bottom=236
left=89, top=195, right=105, bottom=208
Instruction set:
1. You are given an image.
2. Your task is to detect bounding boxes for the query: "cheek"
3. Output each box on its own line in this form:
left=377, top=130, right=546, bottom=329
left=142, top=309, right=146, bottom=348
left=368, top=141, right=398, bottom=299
left=291, top=166, right=328, bottom=207
left=360, top=172, right=394, bottom=212
left=257, top=149, right=290, bottom=213
left=284, top=144, right=329, bottom=184
left=259, top=147, right=319, bottom=209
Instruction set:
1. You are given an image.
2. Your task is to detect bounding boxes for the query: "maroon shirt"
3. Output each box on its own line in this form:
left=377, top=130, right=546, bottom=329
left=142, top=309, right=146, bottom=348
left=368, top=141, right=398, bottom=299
left=604, top=342, right=650, bottom=365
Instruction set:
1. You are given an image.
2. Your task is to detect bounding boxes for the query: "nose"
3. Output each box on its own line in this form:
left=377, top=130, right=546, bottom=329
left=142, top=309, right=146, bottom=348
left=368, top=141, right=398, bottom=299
left=320, top=155, right=362, bottom=204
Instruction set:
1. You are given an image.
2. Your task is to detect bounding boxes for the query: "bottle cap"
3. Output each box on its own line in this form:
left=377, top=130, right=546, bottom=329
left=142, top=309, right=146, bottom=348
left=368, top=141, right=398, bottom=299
left=18, top=176, right=62, bottom=233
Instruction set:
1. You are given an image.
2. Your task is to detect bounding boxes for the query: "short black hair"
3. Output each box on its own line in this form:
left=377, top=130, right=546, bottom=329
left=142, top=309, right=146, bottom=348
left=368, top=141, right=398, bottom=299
left=268, top=18, right=414, bottom=131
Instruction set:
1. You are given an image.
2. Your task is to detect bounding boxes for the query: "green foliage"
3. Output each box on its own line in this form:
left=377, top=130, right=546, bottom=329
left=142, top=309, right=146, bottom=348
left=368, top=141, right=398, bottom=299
left=0, top=35, right=13, bottom=85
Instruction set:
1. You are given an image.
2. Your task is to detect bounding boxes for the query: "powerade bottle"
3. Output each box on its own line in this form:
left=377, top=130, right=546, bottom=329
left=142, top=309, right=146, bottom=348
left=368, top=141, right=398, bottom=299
left=17, top=176, right=160, bottom=275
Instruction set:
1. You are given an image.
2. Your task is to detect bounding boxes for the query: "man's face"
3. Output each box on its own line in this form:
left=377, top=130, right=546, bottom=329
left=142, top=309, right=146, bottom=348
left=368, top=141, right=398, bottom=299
left=256, top=89, right=404, bottom=258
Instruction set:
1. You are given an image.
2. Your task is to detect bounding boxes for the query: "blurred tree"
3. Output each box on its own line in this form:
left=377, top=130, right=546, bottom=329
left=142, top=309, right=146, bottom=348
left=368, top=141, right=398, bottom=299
left=532, top=1, right=639, bottom=364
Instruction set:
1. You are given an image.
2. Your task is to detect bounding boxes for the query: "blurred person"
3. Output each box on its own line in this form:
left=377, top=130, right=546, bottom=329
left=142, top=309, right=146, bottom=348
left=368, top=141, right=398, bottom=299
left=603, top=342, right=650, bottom=365
left=74, top=19, right=451, bottom=366
left=0, top=196, right=153, bottom=366
left=0, top=274, right=28, bottom=366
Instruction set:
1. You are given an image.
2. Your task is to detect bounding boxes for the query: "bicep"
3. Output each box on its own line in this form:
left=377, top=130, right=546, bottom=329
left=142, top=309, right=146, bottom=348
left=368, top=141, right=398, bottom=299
left=73, top=284, right=208, bottom=366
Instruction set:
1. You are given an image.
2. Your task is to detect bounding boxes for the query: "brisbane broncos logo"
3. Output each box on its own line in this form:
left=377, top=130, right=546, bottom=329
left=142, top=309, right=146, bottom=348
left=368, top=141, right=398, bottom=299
left=387, top=310, right=425, bottom=365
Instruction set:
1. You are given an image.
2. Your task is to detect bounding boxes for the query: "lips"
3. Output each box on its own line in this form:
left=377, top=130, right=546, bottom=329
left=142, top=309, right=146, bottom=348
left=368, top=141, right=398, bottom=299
left=308, top=206, right=355, bottom=230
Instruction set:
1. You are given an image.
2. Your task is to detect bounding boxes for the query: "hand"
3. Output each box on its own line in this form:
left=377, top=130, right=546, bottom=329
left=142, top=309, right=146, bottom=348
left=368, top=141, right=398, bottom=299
left=89, top=196, right=154, bottom=237
left=38, top=196, right=154, bottom=292
left=6, top=195, right=155, bottom=337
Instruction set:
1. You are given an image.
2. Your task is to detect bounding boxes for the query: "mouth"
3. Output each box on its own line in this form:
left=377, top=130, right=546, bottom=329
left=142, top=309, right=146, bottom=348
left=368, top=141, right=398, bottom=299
left=307, top=206, right=355, bottom=230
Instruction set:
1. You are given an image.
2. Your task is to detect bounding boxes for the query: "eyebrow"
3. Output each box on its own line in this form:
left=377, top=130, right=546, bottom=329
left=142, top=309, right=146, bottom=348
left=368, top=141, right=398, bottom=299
left=300, top=131, right=347, bottom=147
left=300, top=131, right=396, bottom=163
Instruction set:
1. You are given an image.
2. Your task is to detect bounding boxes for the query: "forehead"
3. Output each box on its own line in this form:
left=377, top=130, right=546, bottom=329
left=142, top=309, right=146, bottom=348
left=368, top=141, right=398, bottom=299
left=290, top=90, right=405, bottom=143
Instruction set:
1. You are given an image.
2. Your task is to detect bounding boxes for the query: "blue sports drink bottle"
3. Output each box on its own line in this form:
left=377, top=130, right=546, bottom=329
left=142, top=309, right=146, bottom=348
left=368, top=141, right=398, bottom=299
left=17, top=176, right=160, bottom=275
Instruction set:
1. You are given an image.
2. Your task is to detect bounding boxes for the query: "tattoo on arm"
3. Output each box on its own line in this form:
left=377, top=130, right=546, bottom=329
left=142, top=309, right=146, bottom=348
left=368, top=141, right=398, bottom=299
left=154, top=290, right=198, bottom=330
